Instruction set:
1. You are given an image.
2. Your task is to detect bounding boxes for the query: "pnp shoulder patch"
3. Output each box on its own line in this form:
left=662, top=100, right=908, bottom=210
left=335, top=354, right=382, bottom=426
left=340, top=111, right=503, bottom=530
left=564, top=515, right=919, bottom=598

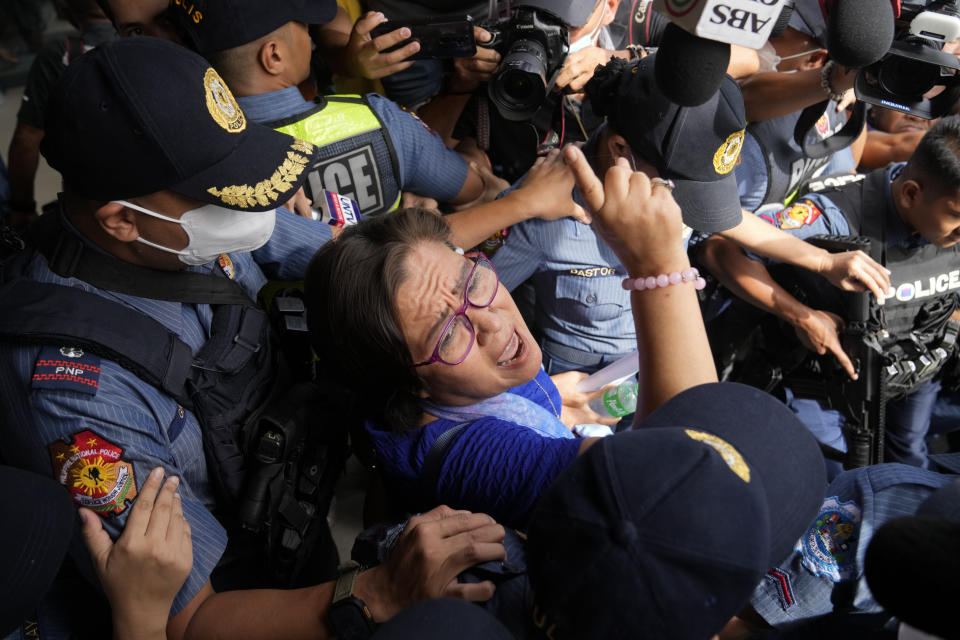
left=32, top=346, right=101, bottom=395
left=48, top=429, right=138, bottom=516
left=797, top=495, right=862, bottom=582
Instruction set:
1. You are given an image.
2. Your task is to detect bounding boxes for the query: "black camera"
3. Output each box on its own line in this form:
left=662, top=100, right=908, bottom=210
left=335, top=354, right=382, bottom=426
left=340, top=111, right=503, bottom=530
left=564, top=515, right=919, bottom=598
left=481, top=6, right=570, bottom=122
left=856, top=0, right=960, bottom=119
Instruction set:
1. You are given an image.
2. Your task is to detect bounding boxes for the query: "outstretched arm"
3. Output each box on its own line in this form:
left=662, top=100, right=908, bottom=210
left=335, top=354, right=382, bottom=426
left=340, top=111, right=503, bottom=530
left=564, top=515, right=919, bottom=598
left=565, top=144, right=717, bottom=420
left=699, top=234, right=857, bottom=379
left=719, top=211, right=891, bottom=302
left=183, top=506, right=505, bottom=640
left=445, top=149, right=589, bottom=249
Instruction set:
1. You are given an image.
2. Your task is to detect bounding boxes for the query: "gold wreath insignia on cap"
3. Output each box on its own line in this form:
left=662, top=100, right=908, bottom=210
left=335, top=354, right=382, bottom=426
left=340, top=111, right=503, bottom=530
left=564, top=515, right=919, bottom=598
left=684, top=429, right=751, bottom=483
left=207, top=138, right=314, bottom=208
left=712, top=129, right=744, bottom=175
left=204, top=67, right=245, bottom=133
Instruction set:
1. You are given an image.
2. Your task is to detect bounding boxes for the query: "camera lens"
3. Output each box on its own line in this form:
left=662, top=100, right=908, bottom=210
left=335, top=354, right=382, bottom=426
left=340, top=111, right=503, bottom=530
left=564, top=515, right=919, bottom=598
left=488, top=38, right=548, bottom=121
left=879, top=55, right=942, bottom=99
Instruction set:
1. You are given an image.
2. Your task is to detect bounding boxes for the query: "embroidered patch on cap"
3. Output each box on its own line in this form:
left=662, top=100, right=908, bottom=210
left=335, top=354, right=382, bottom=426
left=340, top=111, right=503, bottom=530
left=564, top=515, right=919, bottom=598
left=207, top=138, right=313, bottom=208
left=797, top=495, right=861, bottom=582
left=32, top=346, right=101, bottom=395
left=776, top=200, right=822, bottom=230
left=204, top=67, right=245, bottom=133
left=48, top=430, right=138, bottom=516
left=765, top=568, right=796, bottom=611
left=815, top=113, right=830, bottom=138
left=684, top=429, right=750, bottom=482
left=713, top=129, right=744, bottom=175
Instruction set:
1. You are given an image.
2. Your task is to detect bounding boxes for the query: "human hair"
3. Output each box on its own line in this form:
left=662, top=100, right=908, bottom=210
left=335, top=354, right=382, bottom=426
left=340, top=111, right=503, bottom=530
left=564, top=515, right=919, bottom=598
left=865, top=516, right=960, bottom=640
left=904, top=115, right=960, bottom=197
left=305, top=207, right=453, bottom=432
left=206, top=22, right=298, bottom=89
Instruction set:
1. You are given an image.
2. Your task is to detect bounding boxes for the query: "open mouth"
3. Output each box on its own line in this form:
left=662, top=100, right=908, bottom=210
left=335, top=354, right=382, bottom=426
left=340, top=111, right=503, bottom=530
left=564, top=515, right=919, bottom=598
left=497, top=331, right=525, bottom=366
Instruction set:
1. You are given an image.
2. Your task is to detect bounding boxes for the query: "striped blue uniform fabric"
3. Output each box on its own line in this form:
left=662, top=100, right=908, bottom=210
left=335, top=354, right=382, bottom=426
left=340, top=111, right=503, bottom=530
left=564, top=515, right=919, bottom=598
left=0, top=208, right=329, bottom=624
left=750, top=464, right=957, bottom=627
left=237, top=88, right=469, bottom=203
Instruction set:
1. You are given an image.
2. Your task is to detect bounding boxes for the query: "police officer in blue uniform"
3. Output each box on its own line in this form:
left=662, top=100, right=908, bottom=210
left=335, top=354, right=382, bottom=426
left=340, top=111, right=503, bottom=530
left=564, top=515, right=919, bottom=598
left=736, top=0, right=861, bottom=214
left=0, top=36, right=517, bottom=640
left=492, top=56, right=745, bottom=375
left=701, top=116, right=960, bottom=474
left=0, top=36, right=332, bottom=635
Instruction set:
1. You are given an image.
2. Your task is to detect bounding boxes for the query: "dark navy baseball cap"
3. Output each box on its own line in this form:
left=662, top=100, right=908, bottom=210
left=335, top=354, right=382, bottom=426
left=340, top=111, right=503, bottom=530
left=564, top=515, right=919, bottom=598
left=515, top=0, right=599, bottom=27
left=0, top=466, right=77, bottom=636
left=171, top=0, right=338, bottom=54
left=41, top=36, right=319, bottom=210
left=525, top=382, right=826, bottom=640
left=585, top=56, right=747, bottom=233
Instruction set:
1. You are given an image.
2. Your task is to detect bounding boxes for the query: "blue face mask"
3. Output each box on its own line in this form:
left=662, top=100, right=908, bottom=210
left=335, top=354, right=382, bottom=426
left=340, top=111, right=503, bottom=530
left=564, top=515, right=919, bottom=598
left=115, top=199, right=276, bottom=266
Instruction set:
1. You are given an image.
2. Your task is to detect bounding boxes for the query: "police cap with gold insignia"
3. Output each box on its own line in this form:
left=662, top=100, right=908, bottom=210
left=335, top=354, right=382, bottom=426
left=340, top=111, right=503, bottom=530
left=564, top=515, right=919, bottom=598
left=171, top=0, right=338, bottom=55
left=41, top=36, right=318, bottom=211
left=526, top=382, right=827, bottom=640
left=585, top=56, right=747, bottom=233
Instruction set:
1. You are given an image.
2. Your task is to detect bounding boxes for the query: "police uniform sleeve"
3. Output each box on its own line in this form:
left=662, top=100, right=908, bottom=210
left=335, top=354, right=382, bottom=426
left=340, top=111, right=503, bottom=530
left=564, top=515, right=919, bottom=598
left=491, top=215, right=547, bottom=291
left=0, top=343, right=227, bottom=616
left=365, top=94, right=469, bottom=203
left=251, top=205, right=332, bottom=280
left=749, top=465, right=954, bottom=628
left=754, top=193, right=852, bottom=242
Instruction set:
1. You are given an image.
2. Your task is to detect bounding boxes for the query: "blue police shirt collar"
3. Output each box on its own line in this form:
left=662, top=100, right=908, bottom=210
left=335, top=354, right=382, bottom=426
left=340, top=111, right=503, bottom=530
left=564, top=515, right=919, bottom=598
left=235, top=86, right=317, bottom=124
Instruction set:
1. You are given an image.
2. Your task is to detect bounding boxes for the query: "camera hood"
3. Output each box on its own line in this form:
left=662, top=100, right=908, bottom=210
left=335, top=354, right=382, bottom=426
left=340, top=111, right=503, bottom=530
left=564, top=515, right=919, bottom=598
left=855, top=38, right=960, bottom=119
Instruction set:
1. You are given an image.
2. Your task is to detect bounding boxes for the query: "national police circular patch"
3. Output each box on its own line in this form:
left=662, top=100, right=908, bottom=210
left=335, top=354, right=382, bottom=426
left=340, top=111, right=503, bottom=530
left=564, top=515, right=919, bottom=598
left=204, top=67, right=246, bottom=133
left=713, top=129, right=744, bottom=175
left=797, top=496, right=862, bottom=582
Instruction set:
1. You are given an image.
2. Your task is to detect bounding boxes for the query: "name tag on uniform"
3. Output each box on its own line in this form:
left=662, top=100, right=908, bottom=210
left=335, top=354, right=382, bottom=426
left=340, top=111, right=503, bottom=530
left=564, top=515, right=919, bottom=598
left=32, top=346, right=101, bottom=395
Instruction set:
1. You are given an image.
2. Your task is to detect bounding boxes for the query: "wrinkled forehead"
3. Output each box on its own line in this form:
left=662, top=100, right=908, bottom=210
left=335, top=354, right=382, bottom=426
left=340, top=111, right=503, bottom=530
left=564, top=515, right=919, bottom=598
left=395, top=243, right=470, bottom=320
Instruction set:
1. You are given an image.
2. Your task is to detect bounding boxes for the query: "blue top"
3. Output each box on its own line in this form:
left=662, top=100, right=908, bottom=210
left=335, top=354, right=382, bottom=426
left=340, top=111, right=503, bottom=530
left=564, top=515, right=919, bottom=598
left=750, top=463, right=956, bottom=628
left=0, top=208, right=329, bottom=622
left=492, top=185, right=692, bottom=359
left=366, top=368, right=582, bottom=529
left=237, top=87, right=469, bottom=203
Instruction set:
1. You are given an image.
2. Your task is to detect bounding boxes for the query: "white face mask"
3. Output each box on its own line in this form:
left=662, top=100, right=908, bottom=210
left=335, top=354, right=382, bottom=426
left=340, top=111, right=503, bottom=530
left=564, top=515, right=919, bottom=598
left=568, top=2, right=607, bottom=54
left=757, top=41, right=819, bottom=73
left=115, top=199, right=277, bottom=266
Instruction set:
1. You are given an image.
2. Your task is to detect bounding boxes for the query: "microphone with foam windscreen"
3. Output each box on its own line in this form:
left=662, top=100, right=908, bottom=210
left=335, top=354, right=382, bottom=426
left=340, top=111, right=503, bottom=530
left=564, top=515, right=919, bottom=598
left=654, top=23, right=731, bottom=107
left=827, top=0, right=895, bottom=68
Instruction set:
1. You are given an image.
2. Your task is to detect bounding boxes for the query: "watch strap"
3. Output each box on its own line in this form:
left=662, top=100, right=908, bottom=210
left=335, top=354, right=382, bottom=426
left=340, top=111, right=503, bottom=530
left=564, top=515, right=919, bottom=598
left=333, top=560, right=362, bottom=604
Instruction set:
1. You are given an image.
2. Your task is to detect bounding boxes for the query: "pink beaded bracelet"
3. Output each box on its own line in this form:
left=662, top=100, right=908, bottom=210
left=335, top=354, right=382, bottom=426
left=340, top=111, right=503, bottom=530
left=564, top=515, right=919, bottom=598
left=621, top=268, right=706, bottom=292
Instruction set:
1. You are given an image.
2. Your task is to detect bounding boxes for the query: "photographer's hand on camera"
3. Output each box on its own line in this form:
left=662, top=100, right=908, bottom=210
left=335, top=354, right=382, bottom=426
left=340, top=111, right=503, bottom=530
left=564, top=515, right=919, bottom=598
left=346, top=12, right=421, bottom=80
left=447, top=27, right=501, bottom=94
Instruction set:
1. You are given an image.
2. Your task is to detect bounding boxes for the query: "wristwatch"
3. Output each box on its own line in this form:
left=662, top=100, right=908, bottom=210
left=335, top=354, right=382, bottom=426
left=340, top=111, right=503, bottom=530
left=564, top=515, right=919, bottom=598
left=329, top=561, right=377, bottom=640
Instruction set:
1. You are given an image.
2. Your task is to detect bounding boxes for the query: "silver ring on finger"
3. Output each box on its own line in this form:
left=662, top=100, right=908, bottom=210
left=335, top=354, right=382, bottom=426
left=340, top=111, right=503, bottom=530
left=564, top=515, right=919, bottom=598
left=650, top=178, right=676, bottom=191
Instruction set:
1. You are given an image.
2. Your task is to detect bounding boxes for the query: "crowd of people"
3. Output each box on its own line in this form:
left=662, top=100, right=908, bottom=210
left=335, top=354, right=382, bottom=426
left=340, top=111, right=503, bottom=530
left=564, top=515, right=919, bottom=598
left=1, top=0, right=959, bottom=638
